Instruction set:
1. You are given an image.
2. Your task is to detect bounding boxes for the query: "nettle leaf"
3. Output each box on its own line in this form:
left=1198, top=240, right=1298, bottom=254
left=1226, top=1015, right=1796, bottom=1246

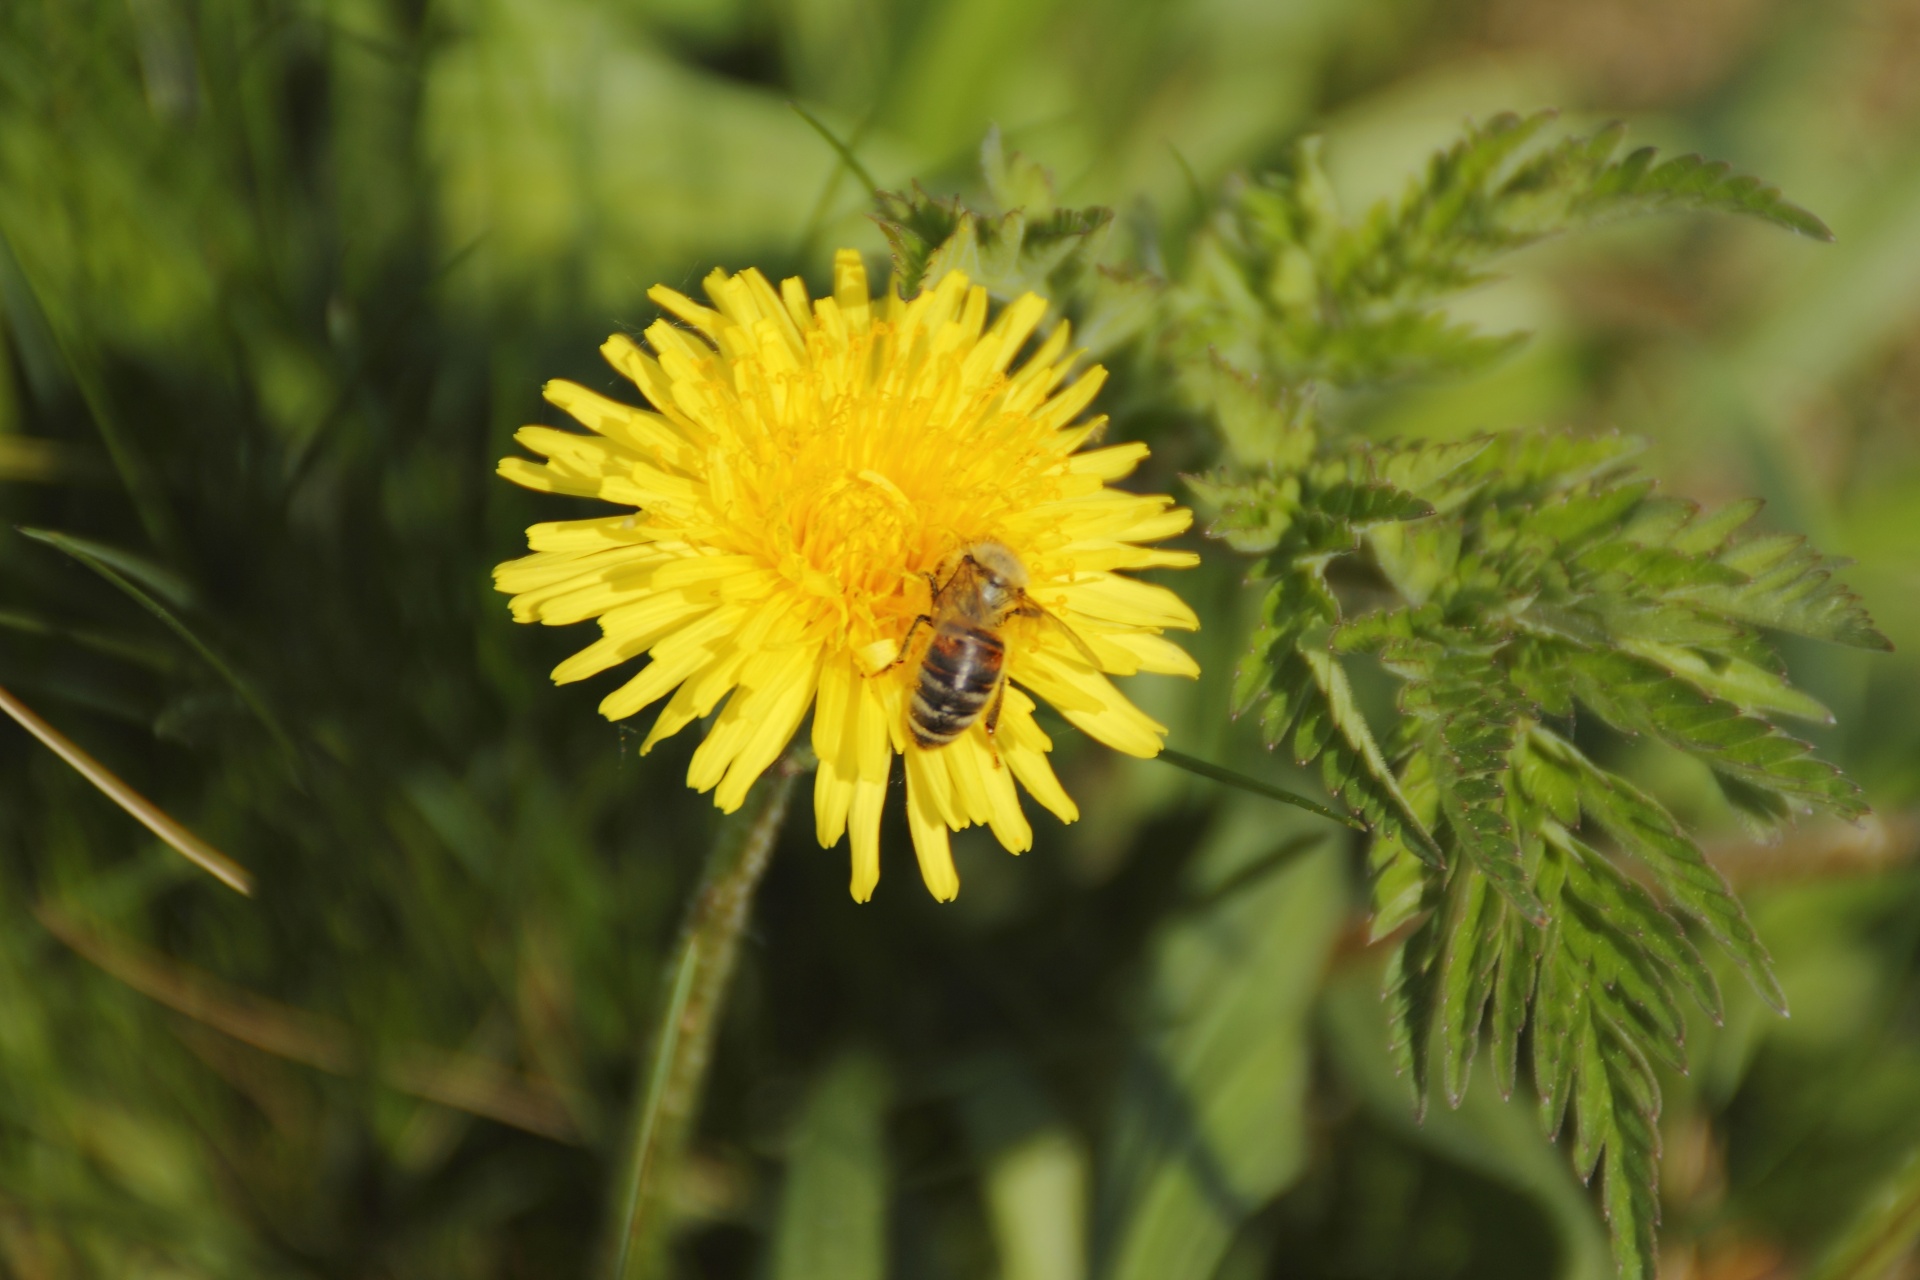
left=1310, top=481, right=1434, bottom=527
left=1564, top=140, right=1834, bottom=241
left=1559, top=646, right=1866, bottom=820
left=1189, top=470, right=1301, bottom=554
left=1178, top=357, right=1318, bottom=470
left=1390, top=643, right=1543, bottom=923
left=1170, top=114, right=1833, bottom=405
left=1619, top=639, right=1833, bottom=725
left=1435, top=866, right=1507, bottom=1106
left=1521, top=727, right=1785, bottom=1014
left=1291, top=648, right=1443, bottom=864
left=1368, top=752, right=1439, bottom=943
left=1686, top=526, right=1893, bottom=651
left=1187, top=111, right=1879, bottom=1280
left=873, top=186, right=967, bottom=296
left=1225, top=430, right=1874, bottom=1280
left=1232, top=566, right=1335, bottom=716
left=872, top=182, right=1113, bottom=302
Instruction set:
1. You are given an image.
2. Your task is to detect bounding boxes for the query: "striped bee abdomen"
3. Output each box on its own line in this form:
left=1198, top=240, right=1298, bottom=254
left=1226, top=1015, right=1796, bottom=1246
left=909, top=622, right=1005, bottom=748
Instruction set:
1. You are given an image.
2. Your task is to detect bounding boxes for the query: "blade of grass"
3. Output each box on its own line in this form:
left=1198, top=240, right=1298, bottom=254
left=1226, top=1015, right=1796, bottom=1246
left=606, top=752, right=803, bottom=1279
left=37, top=903, right=578, bottom=1141
left=1804, top=1144, right=1920, bottom=1280
left=0, top=684, right=254, bottom=895
left=19, top=525, right=298, bottom=761
left=0, top=225, right=181, bottom=557
left=789, top=101, right=881, bottom=195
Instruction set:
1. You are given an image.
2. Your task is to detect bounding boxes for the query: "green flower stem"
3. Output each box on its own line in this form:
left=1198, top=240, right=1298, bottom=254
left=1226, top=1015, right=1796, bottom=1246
left=606, top=754, right=803, bottom=1280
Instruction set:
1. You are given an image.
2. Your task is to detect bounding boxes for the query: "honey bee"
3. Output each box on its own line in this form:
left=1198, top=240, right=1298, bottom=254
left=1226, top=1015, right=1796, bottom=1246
left=896, top=541, right=1094, bottom=752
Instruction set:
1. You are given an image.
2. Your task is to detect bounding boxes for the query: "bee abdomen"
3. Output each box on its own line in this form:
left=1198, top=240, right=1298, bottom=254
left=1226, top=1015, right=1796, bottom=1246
left=910, top=624, right=1004, bottom=748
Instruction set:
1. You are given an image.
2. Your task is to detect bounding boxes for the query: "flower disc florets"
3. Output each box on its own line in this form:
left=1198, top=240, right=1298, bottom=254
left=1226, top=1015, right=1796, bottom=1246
left=496, top=250, right=1198, bottom=900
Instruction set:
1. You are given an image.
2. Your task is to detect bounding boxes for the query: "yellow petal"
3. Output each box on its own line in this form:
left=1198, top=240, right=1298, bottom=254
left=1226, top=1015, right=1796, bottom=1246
left=905, top=740, right=962, bottom=830
left=597, top=606, right=746, bottom=719
left=1096, top=630, right=1201, bottom=678
left=970, top=732, right=1033, bottom=853
left=1013, top=646, right=1167, bottom=758
left=905, top=776, right=960, bottom=902
left=550, top=599, right=713, bottom=684
left=848, top=773, right=886, bottom=901
left=523, top=516, right=663, bottom=553
left=1034, top=365, right=1107, bottom=431
left=996, top=687, right=1078, bottom=824
left=945, top=731, right=997, bottom=828
left=1052, top=572, right=1201, bottom=631
left=543, top=379, right=695, bottom=467
left=811, top=654, right=864, bottom=848
left=1067, top=441, right=1149, bottom=480
left=643, top=645, right=748, bottom=752
left=648, top=285, right=727, bottom=338
left=497, top=455, right=602, bottom=499
left=712, top=645, right=822, bottom=812
left=832, top=249, right=870, bottom=330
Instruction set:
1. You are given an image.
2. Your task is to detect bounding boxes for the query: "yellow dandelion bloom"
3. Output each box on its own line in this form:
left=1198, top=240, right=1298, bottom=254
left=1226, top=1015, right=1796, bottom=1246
left=494, top=250, right=1199, bottom=902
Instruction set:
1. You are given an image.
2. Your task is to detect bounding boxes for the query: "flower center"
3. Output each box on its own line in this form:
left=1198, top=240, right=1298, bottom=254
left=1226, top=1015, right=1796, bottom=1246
left=683, top=321, right=1066, bottom=653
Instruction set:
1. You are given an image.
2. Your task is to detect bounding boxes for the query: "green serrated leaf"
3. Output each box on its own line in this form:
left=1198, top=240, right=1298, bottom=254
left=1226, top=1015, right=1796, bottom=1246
left=1570, top=1013, right=1611, bottom=1182
left=872, top=185, right=967, bottom=296
left=1571, top=146, right=1833, bottom=241
left=1532, top=935, right=1581, bottom=1139
left=1378, top=436, right=1492, bottom=495
left=1622, top=639, right=1832, bottom=724
left=1683, top=529, right=1892, bottom=651
left=1667, top=497, right=1765, bottom=557
left=1563, top=646, right=1866, bottom=820
left=1436, top=867, right=1506, bottom=1106
left=1595, top=1032, right=1662, bottom=1280
left=1307, top=480, right=1435, bottom=527
left=1396, top=647, right=1544, bottom=920
left=980, top=125, right=1055, bottom=217
left=1384, top=908, right=1444, bottom=1121
left=1295, top=649, right=1443, bottom=863
left=1192, top=471, right=1300, bottom=554
left=1369, top=754, right=1439, bottom=941
left=1486, top=907, right=1536, bottom=1101
left=1557, top=828, right=1721, bottom=1022
left=1179, top=355, right=1318, bottom=469
left=1557, top=888, right=1688, bottom=1073
left=1529, top=727, right=1786, bottom=1013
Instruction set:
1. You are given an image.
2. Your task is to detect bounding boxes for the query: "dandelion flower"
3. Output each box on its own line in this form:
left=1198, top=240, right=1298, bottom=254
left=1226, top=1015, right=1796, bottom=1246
left=494, top=251, right=1199, bottom=901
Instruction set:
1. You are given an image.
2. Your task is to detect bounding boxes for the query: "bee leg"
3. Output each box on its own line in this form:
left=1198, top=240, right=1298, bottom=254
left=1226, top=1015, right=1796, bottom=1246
left=887, top=615, right=933, bottom=670
left=983, top=682, right=1007, bottom=769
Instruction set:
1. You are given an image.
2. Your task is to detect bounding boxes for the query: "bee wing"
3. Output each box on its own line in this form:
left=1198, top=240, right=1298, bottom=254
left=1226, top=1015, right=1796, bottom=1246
left=1020, top=596, right=1103, bottom=668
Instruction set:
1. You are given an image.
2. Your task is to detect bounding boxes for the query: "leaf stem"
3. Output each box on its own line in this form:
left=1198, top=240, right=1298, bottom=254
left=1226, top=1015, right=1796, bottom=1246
left=605, top=755, right=802, bottom=1279
left=1158, top=746, right=1368, bottom=830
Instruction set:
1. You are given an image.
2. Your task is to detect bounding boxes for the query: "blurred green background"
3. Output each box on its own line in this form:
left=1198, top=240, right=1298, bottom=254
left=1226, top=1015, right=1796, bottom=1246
left=2, top=0, right=1919, bottom=1276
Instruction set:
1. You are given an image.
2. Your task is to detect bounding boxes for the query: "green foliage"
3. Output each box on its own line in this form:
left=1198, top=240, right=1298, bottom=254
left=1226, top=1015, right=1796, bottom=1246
left=2, top=2, right=1911, bottom=1276
left=1171, top=117, right=1887, bottom=1279
left=873, top=129, right=1116, bottom=302
left=1095, top=805, right=1346, bottom=1280
left=769, top=1052, right=890, bottom=1280
left=1169, top=112, right=1832, bottom=392
left=1209, top=420, right=1884, bottom=1272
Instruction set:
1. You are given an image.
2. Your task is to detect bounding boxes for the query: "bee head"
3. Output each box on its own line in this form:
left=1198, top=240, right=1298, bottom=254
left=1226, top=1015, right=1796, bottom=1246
left=960, top=540, right=1028, bottom=611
